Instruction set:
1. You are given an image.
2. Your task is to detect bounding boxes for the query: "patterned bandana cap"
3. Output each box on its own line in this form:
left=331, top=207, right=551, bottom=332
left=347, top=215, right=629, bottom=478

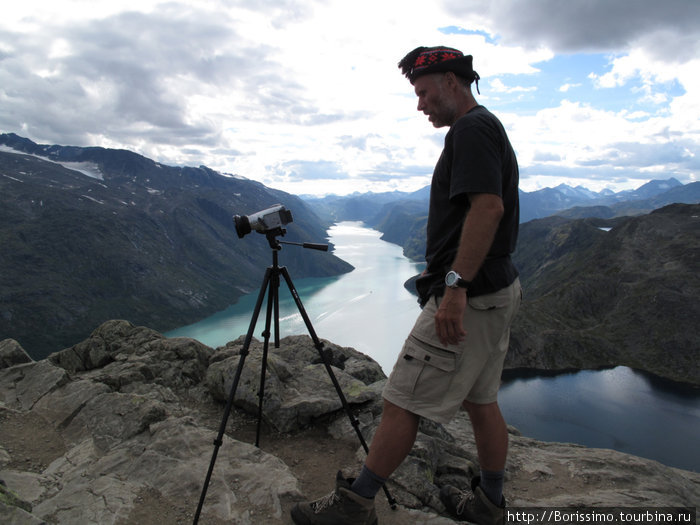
left=398, top=45, right=480, bottom=93
left=413, top=47, right=464, bottom=73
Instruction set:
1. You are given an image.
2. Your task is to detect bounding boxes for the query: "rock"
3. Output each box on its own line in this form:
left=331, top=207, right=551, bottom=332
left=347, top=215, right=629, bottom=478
left=0, top=359, right=70, bottom=411
left=28, top=417, right=299, bottom=524
left=0, top=321, right=698, bottom=524
left=441, top=412, right=699, bottom=508
left=0, top=481, right=32, bottom=513
left=0, top=340, right=33, bottom=369
left=205, top=335, right=384, bottom=433
left=32, top=379, right=111, bottom=430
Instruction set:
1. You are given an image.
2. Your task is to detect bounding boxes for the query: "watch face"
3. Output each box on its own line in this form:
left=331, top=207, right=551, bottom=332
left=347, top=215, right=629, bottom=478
left=446, top=271, right=457, bottom=287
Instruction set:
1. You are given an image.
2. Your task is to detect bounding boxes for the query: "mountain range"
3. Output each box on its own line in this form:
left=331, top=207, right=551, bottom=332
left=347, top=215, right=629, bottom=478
left=305, top=176, right=697, bottom=223
left=507, top=203, right=699, bottom=384
left=304, top=176, right=700, bottom=260
left=0, top=133, right=351, bottom=359
left=1, top=132, right=698, bottom=384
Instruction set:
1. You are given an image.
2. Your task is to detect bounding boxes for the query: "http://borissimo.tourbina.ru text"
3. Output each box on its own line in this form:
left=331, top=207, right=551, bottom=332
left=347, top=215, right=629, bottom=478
left=506, top=508, right=695, bottom=524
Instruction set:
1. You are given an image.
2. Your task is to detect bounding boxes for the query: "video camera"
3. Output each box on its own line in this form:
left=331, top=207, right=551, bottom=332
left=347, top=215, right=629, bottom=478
left=233, top=204, right=293, bottom=238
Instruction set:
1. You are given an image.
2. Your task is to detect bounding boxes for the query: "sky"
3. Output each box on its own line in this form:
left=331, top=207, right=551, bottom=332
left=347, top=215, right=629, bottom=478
left=1, top=0, right=699, bottom=197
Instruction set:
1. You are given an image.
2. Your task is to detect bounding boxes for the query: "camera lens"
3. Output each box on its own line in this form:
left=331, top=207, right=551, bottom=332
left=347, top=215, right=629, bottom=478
left=233, top=215, right=251, bottom=238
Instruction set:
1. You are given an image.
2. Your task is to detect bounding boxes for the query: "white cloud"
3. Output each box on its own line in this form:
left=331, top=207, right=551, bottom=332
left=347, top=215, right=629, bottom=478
left=559, top=83, right=581, bottom=93
left=1, top=0, right=698, bottom=196
left=443, top=0, right=700, bottom=58
left=489, top=78, right=537, bottom=94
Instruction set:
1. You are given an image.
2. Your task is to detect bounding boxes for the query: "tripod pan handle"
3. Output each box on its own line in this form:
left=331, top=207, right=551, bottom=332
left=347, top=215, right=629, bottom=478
left=302, top=243, right=329, bottom=251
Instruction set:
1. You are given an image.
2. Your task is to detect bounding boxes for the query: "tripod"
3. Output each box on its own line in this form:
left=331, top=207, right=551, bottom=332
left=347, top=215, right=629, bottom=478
left=193, top=227, right=396, bottom=524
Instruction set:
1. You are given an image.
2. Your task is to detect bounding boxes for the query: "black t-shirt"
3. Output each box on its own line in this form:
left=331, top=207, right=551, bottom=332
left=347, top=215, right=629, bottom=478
left=415, top=105, right=519, bottom=304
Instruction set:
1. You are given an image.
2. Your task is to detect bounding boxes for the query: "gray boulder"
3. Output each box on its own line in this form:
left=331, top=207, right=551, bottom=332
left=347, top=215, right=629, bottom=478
left=0, top=340, right=33, bottom=369
left=206, top=335, right=385, bottom=432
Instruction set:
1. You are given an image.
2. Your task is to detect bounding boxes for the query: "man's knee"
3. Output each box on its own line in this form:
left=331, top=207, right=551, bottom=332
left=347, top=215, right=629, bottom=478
left=462, top=400, right=500, bottom=421
left=382, top=398, right=419, bottom=421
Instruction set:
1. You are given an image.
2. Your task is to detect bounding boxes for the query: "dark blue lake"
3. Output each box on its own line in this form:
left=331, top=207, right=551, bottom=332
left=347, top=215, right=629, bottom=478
left=167, top=222, right=700, bottom=472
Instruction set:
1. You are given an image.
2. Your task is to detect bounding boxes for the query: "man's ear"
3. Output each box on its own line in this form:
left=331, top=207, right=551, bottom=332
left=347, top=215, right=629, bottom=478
left=444, top=71, right=460, bottom=90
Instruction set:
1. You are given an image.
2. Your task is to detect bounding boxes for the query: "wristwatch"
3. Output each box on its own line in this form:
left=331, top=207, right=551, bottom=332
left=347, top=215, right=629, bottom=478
left=445, top=270, right=470, bottom=290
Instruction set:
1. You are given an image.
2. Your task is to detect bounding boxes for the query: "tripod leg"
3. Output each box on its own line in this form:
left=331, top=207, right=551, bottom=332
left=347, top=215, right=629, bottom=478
left=193, top=268, right=272, bottom=525
left=279, top=266, right=398, bottom=509
left=273, top=262, right=281, bottom=348
left=255, top=268, right=278, bottom=447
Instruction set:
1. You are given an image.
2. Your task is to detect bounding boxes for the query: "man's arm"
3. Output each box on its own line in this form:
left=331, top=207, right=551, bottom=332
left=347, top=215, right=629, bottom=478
left=434, top=192, right=504, bottom=346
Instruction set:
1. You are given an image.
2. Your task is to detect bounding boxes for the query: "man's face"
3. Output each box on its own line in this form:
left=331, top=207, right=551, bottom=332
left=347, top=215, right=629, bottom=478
left=414, top=73, right=458, bottom=128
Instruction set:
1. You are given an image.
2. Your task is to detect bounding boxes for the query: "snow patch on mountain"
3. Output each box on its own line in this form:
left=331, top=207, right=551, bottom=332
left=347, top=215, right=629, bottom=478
left=0, top=145, right=104, bottom=180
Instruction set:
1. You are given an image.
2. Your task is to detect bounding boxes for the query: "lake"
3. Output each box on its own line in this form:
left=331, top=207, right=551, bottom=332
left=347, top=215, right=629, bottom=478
left=167, top=221, right=700, bottom=472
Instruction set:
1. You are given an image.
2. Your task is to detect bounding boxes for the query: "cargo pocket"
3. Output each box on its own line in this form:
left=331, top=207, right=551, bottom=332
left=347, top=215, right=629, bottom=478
left=391, top=335, right=457, bottom=399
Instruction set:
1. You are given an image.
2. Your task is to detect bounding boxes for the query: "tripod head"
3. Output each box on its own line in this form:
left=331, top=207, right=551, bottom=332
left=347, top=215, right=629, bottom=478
left=265, top=227, right=328, bottom=252
left=234, top=205, right=328, bottom=251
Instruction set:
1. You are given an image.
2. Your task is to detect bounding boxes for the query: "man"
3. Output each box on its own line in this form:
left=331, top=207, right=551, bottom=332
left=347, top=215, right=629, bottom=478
left=291, top=46, right=521, bottom=525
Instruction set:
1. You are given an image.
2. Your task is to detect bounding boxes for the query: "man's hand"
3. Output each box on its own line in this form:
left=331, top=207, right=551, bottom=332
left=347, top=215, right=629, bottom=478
left=434, top=287, right=467, bottom=345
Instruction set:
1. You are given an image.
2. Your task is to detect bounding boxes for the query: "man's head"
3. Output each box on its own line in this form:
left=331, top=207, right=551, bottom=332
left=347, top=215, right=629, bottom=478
left=399, top=46, right=480, bottom=128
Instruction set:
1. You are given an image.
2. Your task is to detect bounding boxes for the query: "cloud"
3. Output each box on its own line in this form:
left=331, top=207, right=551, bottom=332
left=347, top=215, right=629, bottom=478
left=442, top=0, right=700, bottom=60
left=1, top=8, right=243, bottom=145
left=533, top=151, right=562, bottom=162
left=605, top=140, right=700, bottom=171
left=509, top=96, right=699, bottom=189
left=488, top=78, right=537, bottom=94
left=271, top=159, right=348, bottom=181
left=559, top=83, right=581, bottom=93
left=1, top=0, right=699, bottom=196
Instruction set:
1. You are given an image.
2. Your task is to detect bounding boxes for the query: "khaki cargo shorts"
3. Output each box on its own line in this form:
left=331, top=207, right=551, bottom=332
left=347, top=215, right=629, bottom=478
left=383, top=278, right=521, bottom=424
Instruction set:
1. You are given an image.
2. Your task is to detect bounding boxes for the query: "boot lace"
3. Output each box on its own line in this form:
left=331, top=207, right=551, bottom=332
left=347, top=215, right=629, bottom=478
left=456, top=490, right=476, bottom=515
left=311, top=490, right=341, bottom=513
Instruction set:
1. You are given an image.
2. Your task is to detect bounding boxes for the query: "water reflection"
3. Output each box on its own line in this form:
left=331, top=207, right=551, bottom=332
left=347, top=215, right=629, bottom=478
left=499, top=367, right=700, bottom=471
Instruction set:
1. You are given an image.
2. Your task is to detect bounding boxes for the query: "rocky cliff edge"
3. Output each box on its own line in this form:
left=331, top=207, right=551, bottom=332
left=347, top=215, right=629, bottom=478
left=1, top=321, right=698, bottom=524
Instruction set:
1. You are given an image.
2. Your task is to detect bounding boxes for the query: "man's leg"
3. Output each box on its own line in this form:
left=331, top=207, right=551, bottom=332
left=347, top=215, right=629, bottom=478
left=350, top=399, right=420, bottom=498
left=463, top=400, right=508, bottom=505
left=463, top=400, right=508, bottom=470
left=290, top=399, right=419, bottom=524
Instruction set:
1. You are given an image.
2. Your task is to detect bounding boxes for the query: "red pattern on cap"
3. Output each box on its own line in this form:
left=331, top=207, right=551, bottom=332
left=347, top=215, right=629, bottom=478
left=413, top=48, right=464, bottom=71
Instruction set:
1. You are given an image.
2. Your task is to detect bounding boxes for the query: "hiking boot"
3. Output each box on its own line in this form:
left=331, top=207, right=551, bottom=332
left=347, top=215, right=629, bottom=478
left=291, top=471, right=378, bottom=525
left=440, top=476, right=506, bottom=525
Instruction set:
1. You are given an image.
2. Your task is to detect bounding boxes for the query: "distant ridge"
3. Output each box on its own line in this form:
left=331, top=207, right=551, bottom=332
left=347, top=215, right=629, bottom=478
left=303, top=175, right=698, bottom=261
left=0, top=133, right=352, bottom=359
left=507, top=203, right=700, bottom=385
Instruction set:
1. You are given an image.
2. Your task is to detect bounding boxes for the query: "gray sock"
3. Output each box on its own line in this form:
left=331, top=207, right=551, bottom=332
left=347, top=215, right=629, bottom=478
left=479, top=469, right=505, bottom=505
left=350, top=465, right=387, bottom=499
